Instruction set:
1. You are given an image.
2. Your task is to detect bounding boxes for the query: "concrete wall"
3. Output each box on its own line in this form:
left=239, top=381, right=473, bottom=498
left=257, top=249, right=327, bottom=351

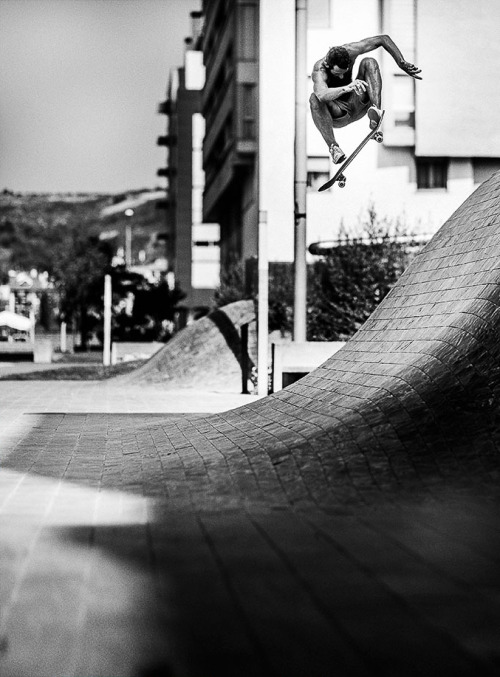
left=258, top=0, right=295, bottom=262
left=416, top=0, right=500, bottom=157
left=241, top=167, right=258, bottom=261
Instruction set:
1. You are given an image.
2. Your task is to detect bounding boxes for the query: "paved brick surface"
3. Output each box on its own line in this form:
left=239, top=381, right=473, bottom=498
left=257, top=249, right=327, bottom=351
left=2, top=174, right=500, bottom=676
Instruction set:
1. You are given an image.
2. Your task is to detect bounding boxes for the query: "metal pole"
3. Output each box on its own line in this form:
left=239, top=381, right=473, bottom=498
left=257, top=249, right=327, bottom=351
left=257, top=210, right=269, bottom=396
left=125, top=224, right=132, bottom=267
left=60, top=321, right=67, bottom=353
left=29, top=308, right=35, bottom=344
left=241, top=323, right=249, bottom=394
left=125, top=208, right=134, bottom=267
left=293, top=0, right=308, bottom=342
left=103, top=274, right=112, bottom=366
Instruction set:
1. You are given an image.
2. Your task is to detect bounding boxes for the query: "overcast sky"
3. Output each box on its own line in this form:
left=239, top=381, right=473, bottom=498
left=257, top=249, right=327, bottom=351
left=0, top=0, right=200, bottom=194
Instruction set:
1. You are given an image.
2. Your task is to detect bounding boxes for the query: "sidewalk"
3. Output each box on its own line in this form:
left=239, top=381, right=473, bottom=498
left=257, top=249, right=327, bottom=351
left=1, top=378, right=500, bottom=676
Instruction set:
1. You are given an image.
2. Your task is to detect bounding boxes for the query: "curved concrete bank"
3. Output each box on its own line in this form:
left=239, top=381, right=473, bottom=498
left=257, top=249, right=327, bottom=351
left=114, top=299, right=255, bottom=391
left=2, top=173, right=500, bottom=677
left=169, top=169, right=500, bottom=501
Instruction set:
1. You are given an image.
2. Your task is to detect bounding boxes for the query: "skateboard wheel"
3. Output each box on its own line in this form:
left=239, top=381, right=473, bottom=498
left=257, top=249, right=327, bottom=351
left=338, top=177, right=346, bottom=188
left=373, top=132, right=383, bottom=143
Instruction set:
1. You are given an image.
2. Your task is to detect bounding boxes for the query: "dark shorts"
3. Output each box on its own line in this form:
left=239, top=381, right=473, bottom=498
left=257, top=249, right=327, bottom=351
left=329, top=91, right=370, bottom=128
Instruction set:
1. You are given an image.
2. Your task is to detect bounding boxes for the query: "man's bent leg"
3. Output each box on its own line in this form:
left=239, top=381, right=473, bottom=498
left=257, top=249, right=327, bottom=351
left=357, top=57, right=382, bottom=108
left=309, top=93, right=346, bottom=163
left=357, top=58, right=383, bottom=129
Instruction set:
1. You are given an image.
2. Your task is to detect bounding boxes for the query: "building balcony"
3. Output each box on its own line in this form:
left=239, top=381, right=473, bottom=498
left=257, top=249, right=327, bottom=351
left=203, top=84, right=234, bottom=160
left=157, top=100, right=172, bottom=115
left=203, top=25, right=232, bottom=97
left=203, top=139, right=256, bottom=221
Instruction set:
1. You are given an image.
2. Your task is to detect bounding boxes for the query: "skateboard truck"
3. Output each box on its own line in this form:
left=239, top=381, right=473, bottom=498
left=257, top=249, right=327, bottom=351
left=319, top=110, right=385, bottom=191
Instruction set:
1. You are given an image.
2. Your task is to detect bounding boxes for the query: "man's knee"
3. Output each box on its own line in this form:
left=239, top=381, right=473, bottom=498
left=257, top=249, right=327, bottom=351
left=309, top=92, right=322, bottom=111
left=359, top=56, right=380, bottom=73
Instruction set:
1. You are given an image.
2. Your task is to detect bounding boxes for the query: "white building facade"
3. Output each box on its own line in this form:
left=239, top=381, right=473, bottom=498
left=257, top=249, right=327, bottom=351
left=259, top=0, right=500, bottom=260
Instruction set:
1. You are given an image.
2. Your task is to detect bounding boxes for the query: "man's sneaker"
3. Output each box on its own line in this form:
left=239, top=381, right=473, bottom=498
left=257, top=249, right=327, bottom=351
left=367, top=105, right=382, bottom=130
left=329, top=143, right=346, bottom=164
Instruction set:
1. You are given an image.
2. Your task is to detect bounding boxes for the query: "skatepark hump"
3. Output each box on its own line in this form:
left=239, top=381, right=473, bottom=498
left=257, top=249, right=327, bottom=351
left=114, top=299, right=255, bottom=391
left=151, top=169, right=500, bottom=502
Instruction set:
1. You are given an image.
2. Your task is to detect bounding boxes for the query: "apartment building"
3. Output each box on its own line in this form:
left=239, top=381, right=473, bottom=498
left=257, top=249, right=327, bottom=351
left=200, top=0, right=259, bottom=266
left=199, top=0, right=500, bottom=263
left=157, top=11, right=219, bottom=322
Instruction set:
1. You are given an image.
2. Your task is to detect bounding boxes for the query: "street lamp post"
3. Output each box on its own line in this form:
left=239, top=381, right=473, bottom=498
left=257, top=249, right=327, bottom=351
left=124, top=208, right=134, bottom=267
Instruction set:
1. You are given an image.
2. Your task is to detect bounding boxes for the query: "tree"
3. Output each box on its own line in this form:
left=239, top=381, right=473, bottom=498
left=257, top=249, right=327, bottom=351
left=307, top=207, right=418, bottom=340
left=110, top=266, right=185, bottom=342
left=213, top=255, right=247, bottom=308
left=0, top=192, right=185, bottom=343
left=213, top=257, right=294, bottom=334
left=53, top=231, right=113, bottom=348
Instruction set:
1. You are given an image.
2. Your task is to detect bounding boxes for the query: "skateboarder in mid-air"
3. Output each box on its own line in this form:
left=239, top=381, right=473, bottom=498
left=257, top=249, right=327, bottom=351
left=310, top=35, right=422, bottom=164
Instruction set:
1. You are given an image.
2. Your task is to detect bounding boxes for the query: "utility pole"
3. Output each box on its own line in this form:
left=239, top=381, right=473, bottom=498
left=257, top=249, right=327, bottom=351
left=294, top=0, right=307, bottom=341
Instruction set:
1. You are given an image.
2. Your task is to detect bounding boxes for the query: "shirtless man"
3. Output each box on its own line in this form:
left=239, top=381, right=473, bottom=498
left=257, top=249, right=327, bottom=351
left=310, top=35, right=422, bottom=164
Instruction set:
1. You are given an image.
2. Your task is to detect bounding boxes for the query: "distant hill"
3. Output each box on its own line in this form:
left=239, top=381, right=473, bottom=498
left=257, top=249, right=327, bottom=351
left=0, top=189, right=168, bottom=278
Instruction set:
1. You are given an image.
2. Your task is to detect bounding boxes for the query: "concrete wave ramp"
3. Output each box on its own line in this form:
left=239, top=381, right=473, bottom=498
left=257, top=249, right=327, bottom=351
left=193, top=170, right=500, bottom=498
left=115, top=299, right=255, bottom=391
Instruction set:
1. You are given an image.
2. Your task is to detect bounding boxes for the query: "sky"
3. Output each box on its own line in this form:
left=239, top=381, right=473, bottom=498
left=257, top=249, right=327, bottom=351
left=0, top=0, right=200, bottom=194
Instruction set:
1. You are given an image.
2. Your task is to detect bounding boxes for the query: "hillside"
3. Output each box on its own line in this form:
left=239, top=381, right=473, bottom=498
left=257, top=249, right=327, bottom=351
left=0, top=189, right=167, bottom=279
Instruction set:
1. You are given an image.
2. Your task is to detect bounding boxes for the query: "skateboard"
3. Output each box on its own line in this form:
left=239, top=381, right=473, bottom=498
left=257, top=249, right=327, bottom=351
left=318, top=110, right=385, bottom=191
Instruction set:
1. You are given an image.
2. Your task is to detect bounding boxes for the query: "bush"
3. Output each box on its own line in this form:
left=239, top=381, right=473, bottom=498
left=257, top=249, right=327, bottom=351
left=307, top=212, right=415, bottom=339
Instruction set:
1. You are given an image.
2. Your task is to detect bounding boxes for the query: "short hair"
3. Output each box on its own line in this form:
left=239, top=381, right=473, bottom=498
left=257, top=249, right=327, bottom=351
left=324, top=46, right=350, bottom=70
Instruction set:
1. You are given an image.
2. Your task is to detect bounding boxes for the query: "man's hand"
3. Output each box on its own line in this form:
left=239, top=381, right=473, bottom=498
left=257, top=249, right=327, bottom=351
left=344, top=79, right=367, bottom=95
left=399, top=60, right=422, bottom=79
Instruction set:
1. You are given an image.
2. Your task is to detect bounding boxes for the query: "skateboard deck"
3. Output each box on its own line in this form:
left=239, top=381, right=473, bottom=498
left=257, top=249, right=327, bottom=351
left=318, top=110, right=385, bottom=192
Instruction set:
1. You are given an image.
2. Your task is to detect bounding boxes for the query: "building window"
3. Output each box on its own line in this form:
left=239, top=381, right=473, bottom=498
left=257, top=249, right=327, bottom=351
left=393, top=74, right=415, bottom=128
left=307, top=156, right=330, bottom=191
left=241, top=85, right=256, bottom=139
left=416, top=158, right=448, bottom=189
left=394, top=111, right=415, bottom=127
left=307, top=171, right=329, bottom=191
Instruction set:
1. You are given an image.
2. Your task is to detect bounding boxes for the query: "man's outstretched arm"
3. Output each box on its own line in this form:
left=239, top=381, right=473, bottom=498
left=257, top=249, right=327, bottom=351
left=346, top=35, right=422, bottom=79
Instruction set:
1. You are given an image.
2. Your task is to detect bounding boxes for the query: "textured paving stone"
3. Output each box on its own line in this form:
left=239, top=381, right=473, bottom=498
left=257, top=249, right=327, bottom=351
left=2, top=174, right=500, bottom=675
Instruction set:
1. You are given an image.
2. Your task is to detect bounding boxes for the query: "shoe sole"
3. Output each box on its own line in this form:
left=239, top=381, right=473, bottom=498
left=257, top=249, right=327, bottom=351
left=330, top=149, right=346, bottom=164
left=367, top=108, right=380, bottom=129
